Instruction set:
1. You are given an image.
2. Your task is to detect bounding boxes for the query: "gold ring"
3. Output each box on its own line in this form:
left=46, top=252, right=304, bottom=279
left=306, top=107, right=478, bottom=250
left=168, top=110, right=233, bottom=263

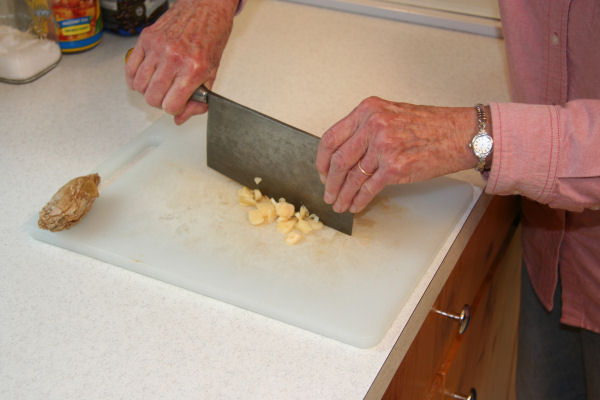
left=358, top=160, right=374, bottom=177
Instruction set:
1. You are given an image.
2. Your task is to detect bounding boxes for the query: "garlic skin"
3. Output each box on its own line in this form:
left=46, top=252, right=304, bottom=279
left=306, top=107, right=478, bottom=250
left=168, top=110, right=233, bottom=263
left=38, top=174, right=100, bottom=232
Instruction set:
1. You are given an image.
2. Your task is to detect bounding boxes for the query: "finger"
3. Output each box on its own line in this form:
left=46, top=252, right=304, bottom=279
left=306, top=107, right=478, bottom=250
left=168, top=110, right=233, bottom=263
left=316, top=110, right=362, bottom=178
left=144, top=61, right=176, bottom=108
left=348, top=172, right=387, bottom=213
left=323, top=118, right=372, bottom=204
left=174, top=101, right=209, bottom=125
left=332, top=153, right=378, bottom=213
left=132, top=55, right=158, bottom=94
left=125, top=46, right=145, bottom=89
left=161, top=71, right=209, bottom=116
left=172, top=76, right=214, bottom=124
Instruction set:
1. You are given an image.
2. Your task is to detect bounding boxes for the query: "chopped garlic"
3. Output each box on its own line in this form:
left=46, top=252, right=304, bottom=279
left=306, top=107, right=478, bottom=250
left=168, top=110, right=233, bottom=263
left=298, top=205, right=309, bottom=220
left=248, top=209, right=264, bottom=225
left=238, top=185, right=322, bottom=245
left=308, top=219, right=323, bottom=230
left=256, top=200, right=277, bottom=223
left=285, top=231, right=302, bottom=245
left=296, top=219, right=312, bottom=234
left=275, top=202, right=295, bottom=219
left=238, top=186, right=256, bottom=206
left=277, top=217, right=297, bottom=234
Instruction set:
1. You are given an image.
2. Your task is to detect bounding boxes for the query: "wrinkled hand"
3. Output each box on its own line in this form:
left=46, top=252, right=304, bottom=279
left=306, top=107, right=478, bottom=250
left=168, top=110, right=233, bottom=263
left=316, top=97, right=479, bottom=213
left=125, top=0, right=238, bottom=125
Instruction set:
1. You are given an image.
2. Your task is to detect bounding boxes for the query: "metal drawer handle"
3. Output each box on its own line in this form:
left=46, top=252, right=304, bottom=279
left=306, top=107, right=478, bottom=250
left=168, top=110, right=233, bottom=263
left=432, top=304, right=471, bottom=335
left=446, top=388, right=477, bottom=400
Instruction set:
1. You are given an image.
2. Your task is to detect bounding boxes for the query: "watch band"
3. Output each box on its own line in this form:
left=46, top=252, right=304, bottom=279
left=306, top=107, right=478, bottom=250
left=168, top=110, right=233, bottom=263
left=475, top=104, right=487, bottom=171
left=475, top=104, right=487, bottom=130
left=471, top=104, right=493, bottom=172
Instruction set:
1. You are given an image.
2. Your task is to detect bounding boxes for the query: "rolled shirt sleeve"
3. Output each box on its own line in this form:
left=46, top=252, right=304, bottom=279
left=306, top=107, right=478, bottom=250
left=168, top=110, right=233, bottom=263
left=486, top=100, right=600, bottom=212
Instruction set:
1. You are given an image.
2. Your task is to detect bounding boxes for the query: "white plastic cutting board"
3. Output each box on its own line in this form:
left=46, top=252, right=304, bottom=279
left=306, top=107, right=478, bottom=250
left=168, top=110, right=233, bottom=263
left=26, top=115, right=478, bottom=348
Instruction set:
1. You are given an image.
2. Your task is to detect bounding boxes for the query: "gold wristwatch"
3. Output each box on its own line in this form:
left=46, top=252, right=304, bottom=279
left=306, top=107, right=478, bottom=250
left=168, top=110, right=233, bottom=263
left=469, top=104, right=493, bottom=172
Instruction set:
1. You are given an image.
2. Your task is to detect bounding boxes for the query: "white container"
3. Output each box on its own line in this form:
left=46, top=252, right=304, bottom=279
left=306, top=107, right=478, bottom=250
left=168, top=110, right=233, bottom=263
left=0, top=1, right=61, bottom=84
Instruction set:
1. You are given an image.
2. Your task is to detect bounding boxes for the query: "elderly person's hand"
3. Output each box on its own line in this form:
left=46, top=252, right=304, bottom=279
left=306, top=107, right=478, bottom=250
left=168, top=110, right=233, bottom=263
left=316, top=97, right=483, bottom=214
left=125, top=0, right=239, bottom=125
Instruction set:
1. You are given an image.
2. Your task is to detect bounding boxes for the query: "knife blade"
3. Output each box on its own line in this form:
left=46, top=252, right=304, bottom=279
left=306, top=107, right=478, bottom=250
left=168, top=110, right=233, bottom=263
left=192, top=86, right=353, bottom=235
left=125, top=49, right=352, bottom=234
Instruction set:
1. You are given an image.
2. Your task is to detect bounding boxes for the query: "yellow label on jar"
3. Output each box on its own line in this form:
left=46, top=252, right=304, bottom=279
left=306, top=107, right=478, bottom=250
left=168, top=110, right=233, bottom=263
left=61, top=22, right=91, bottom=36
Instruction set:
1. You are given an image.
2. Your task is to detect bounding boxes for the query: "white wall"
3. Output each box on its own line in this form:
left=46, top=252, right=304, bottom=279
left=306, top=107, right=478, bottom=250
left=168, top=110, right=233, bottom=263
left=383, top=0, right=500, bottom=19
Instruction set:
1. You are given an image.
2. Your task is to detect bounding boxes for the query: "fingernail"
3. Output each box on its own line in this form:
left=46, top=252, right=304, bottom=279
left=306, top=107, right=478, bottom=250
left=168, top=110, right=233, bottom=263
left=324, top=192, right=334, bottom=204
left=319, top=174, right=326, bottom=184
left=349, top=205, right=357, bottom=213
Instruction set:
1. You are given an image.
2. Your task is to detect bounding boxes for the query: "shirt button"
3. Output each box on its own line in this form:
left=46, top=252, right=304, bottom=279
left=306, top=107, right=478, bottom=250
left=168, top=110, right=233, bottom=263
left=551, top=33, right=560, bottom=46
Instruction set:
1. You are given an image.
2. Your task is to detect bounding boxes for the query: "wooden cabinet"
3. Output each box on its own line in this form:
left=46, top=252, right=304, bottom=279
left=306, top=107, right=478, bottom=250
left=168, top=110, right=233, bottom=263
left=442, top=225, right=520, bottom=399
left=382, top=195, right=521, bottom=399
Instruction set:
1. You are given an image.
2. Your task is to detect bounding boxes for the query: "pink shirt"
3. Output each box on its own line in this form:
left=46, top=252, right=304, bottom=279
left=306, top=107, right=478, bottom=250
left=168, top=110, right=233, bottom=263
left=488, top=0, right=600, bottom=333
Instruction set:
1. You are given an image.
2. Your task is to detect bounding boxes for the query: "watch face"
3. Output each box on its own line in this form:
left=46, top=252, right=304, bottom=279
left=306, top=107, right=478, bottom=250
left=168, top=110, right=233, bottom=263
left=473, top=134, right=493, bottom=157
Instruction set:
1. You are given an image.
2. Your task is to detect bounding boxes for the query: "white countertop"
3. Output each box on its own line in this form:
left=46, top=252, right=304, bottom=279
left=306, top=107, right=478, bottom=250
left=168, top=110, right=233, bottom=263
left=0, top=1, right=509, bottom=399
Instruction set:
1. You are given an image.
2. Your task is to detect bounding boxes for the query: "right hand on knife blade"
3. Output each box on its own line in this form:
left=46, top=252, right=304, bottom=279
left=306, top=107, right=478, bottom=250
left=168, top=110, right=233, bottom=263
left=125, top=0, right=238, bottom=125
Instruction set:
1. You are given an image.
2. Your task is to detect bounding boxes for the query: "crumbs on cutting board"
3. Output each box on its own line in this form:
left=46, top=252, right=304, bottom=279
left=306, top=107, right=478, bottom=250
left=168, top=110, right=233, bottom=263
left=238, top=177, right=323, bottom=245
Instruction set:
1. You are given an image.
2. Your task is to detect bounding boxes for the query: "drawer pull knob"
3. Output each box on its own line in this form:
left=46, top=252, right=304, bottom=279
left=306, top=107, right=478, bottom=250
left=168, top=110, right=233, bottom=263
left=446, top=388, right=477, bottom=400
left=432, top=304, right=471, bottom=334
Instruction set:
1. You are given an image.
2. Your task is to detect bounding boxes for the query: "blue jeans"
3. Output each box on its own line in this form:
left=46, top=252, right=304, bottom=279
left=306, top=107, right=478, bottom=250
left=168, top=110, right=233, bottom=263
left=517, top=262, right=600, bottom=399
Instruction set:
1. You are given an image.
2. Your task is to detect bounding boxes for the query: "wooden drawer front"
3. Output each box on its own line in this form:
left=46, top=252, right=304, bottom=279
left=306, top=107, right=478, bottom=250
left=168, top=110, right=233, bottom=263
left=441, top=226, right=521, bottom=400
left=383, top=196, right=519, bottom=399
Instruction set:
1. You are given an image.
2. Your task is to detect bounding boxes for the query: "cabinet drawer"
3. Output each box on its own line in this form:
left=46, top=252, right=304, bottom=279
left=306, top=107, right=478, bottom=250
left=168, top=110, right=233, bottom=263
left=383, top=195, right=519, bottom=399
left=442, top=226, right=521, bottom=400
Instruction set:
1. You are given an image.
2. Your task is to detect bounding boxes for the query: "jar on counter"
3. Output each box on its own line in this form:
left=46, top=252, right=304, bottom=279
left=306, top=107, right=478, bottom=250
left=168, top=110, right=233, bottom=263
left=100, top=0, right=168, bottom=36
left=0, top=0, right=62, bottom=83
left=51, top=0, right=103, bottom=52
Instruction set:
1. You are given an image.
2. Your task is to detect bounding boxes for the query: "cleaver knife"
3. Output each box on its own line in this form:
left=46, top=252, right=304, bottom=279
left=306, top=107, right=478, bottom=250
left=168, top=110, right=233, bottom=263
left=191, top=86, right=354, bottom=235
left=125, top=49, right=352, bottom=234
